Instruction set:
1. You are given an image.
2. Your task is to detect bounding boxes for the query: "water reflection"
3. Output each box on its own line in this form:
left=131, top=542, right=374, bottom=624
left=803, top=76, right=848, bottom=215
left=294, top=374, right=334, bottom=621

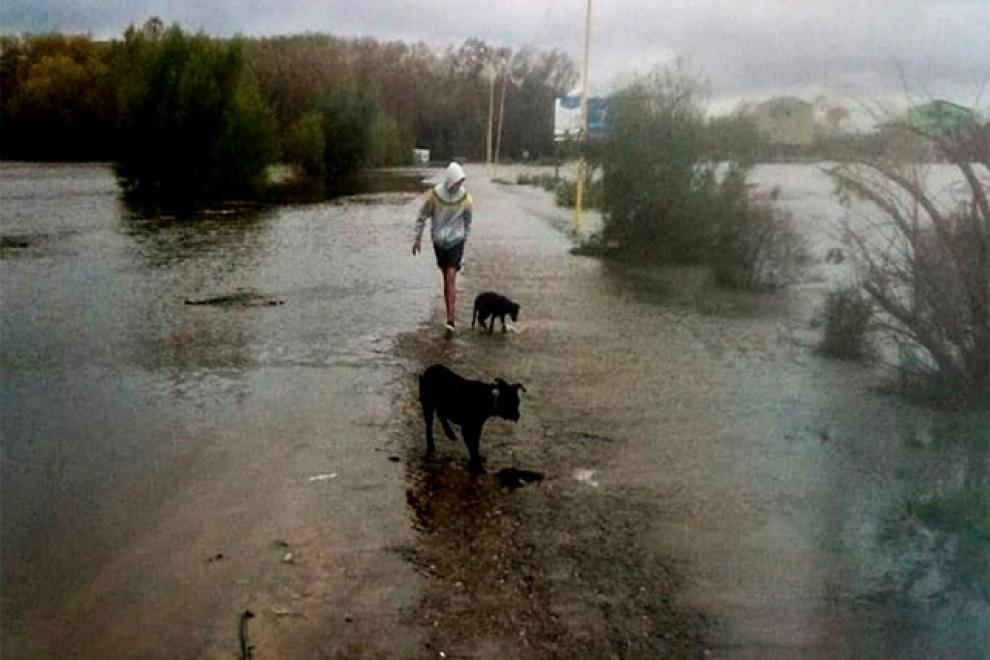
left=120, top=204, right=271, bottom=269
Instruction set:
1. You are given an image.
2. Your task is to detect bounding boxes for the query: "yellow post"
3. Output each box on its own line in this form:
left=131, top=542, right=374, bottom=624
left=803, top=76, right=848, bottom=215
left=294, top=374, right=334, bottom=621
left=573, top=158, right=585, bottom=233
left=572, top=0, right=593, bottom=234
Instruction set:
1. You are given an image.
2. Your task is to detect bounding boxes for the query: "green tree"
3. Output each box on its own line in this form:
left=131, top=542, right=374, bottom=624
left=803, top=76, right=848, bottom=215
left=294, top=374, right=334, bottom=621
left=0, top=34, right=117, bottom=160
left=283, top=109, right=326, bottom=177
left=116, top=23, right=276, bottom=202
left=503, top=48, right=577, bottom=160
left=318, top=84, right=385, bottom=174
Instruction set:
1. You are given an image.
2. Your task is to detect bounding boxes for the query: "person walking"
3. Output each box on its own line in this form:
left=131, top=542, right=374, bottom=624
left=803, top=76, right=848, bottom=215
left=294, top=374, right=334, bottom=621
left=412, top=162, right=473, bottom=334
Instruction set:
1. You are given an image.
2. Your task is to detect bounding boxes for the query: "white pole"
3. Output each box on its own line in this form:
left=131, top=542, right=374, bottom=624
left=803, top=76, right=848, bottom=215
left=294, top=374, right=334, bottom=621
left=493, top=64, right=508, bottom=179
left=487, top=70, right=495, bottom=171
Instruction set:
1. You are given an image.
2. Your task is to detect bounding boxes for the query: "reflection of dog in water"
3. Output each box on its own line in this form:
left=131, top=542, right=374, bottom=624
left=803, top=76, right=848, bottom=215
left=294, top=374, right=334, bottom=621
left=419, top=364, right=525, bottom=473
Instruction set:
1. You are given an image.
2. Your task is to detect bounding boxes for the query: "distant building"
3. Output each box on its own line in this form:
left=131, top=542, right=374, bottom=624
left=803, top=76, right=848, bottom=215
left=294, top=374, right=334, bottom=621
left=813, top=96, right=851, bottom=136
left=907, top=100, right=974, bottom=135
left=750, top=97, right=815, bottom=150
left=876, top=100, right=979, bottom=162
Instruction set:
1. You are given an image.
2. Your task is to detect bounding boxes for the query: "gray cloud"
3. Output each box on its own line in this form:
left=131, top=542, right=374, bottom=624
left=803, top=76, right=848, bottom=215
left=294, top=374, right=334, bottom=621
left=2, top=0, right=987, bottom=113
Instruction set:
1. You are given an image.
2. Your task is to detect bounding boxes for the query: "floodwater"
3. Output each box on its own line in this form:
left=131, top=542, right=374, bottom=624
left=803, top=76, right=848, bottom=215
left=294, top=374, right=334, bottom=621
left=1, top=163, right=431, bottom=657
left=1, top=162, right=987, bottom=659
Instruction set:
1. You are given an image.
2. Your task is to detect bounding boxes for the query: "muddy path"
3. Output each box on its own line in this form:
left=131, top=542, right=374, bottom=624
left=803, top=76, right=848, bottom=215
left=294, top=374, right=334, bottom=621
left=390, top=351, right=711, bottom=659
left=384, top=175, right=718, bottom=658
left=386, top=168, right=987, bottom=659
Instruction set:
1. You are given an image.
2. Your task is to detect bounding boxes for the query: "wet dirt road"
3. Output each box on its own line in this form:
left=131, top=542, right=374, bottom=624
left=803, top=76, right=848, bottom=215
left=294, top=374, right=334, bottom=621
left=2, top=163, right=985, bottom=659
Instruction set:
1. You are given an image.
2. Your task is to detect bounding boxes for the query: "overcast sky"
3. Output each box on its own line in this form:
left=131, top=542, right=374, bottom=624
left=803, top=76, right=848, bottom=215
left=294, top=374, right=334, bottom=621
left=3, top=0, right=988, bottom=116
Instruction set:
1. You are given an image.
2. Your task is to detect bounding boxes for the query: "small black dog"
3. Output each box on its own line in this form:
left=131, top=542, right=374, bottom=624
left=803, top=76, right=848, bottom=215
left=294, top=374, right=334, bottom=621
left=472, top=291, right=520, bottom=333
left=418, top=364, right=525, bottom=472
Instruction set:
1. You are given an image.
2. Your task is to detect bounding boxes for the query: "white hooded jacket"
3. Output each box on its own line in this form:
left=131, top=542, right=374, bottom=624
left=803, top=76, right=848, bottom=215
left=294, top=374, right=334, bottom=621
left=415, top=162, right=473, bottom=248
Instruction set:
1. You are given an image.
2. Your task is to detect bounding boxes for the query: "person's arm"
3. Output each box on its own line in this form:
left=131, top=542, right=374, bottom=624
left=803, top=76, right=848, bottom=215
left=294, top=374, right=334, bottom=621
left=462, top=195, right=473, bottom=239
left=413, top=193, right=433, bottom=254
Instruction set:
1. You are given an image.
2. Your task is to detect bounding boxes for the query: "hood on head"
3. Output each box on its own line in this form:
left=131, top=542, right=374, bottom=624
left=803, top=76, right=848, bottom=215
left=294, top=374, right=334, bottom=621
left=443, top=162, right=466, bottom=189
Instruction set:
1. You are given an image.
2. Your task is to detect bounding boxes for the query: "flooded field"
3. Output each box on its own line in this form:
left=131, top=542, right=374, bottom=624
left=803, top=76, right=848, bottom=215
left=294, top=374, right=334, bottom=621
left=1, top=162, right=986, bottom=658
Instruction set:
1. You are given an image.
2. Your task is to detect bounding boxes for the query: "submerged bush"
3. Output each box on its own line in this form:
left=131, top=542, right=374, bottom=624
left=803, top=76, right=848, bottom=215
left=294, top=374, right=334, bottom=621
left=829, top=116, right=988, bottom=394
left=116, top=26, right=277, bottom=202
left=600, top=64, right=711, bottom=262
left=599, top=62, right=800, bottom=285
left=596, top=63, right=802, bottom=289
left=819, top=287, right=873, bottom=359
left=907, top=486, right=989, bottom=597
left=516, top=172, right=559, bottom=191
left=712, top=167, right=805, bottom=289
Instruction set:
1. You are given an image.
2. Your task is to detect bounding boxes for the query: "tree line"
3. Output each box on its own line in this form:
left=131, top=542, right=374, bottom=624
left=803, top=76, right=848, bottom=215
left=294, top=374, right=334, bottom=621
left=0, top=19, right=577, bottom=200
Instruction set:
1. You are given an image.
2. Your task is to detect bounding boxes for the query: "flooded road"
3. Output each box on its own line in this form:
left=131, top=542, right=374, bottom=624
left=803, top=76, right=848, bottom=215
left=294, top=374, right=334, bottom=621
left=1, top=162, right=986, bottom=658
left=1, top=163, right=431, bottom=657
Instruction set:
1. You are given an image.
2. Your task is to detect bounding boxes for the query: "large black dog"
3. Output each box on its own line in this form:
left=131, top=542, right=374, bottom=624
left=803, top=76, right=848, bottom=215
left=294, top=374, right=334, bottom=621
left=418, top=364, right=525, bottom=472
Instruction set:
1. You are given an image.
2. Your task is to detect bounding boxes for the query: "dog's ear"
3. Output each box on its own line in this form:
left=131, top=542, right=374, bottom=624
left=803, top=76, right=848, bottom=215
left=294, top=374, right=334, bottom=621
left=495, top=378, right=508, bottom=388
left=514, top=383, right=526, bottom=393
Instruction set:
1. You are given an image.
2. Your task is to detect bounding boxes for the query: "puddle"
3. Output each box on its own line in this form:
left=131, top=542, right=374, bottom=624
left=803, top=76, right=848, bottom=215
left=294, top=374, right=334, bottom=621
left=494, top=467, right=545, bottom=488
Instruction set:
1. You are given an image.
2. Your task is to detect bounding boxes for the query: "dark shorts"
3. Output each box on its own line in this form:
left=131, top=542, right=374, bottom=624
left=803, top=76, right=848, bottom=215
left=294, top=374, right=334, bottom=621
left=433, top=240, right=465, bottom=271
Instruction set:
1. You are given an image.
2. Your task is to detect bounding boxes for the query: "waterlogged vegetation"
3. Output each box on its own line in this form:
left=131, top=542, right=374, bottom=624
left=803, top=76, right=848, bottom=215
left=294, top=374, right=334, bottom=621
left=819, top=287, right=874, bottom=360
left=523, top=61, right=988, bottom=405
left=556, top=64, right=806, bottom=294
left=829, top=119, right=989, bottom=401
left=0, top=19, right=576, bottom=203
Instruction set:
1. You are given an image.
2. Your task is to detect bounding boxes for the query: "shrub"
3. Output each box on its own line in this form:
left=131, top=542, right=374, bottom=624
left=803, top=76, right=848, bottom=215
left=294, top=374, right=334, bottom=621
left=516, top=172, right=559, bottom=190
left=712, top=166, right=805, bottom=289
left=601, top=63, right=765, bottom=268
left=600, top=64, right=711, bottom=261
left=829, top=116, right=988, bottom=394
left=819, top=287, right=873, bottom=359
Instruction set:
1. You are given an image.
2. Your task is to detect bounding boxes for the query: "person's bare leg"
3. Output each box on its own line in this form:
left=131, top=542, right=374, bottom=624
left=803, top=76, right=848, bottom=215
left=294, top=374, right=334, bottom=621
left=442, top=267, right=457, bottom=325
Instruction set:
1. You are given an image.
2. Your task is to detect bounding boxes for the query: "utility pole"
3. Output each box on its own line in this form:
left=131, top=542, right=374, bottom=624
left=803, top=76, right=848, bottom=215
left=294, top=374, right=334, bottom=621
left=493, top=63, right=509, bottom=179
left=487, top=70, right=496, bottom=171
left=572, top=0, right=593, bottom=234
